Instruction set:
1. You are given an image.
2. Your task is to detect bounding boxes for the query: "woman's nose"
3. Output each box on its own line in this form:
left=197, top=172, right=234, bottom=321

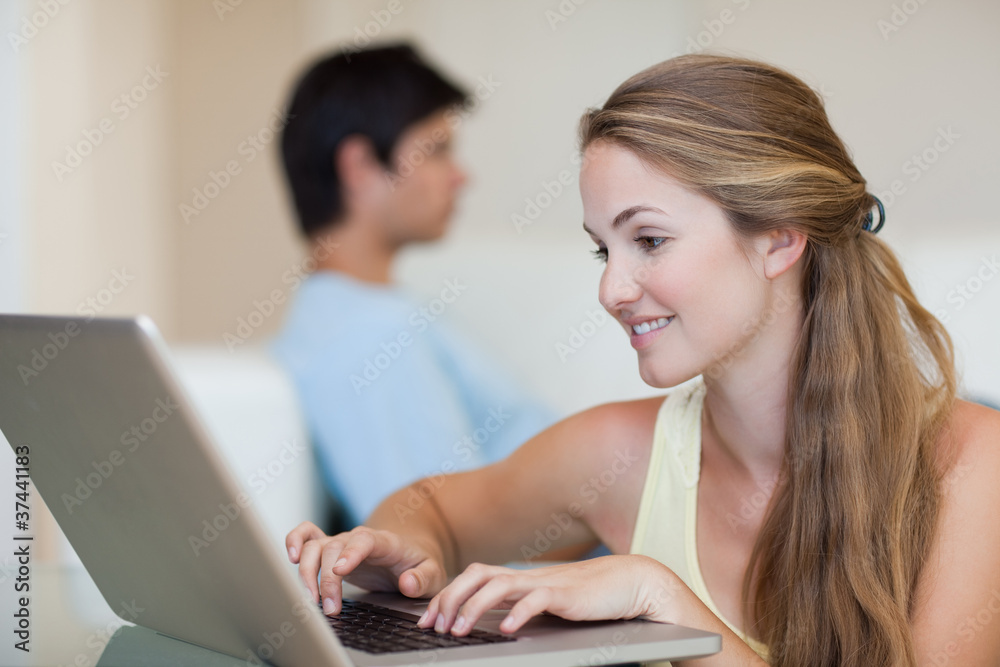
left=598, top=256, right=643, bottom=314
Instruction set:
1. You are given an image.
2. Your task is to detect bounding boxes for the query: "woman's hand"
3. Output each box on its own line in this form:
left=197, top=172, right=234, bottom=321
left=285, top=521, right=449, bottom=616
left=416, top=554, right=681, bottom=636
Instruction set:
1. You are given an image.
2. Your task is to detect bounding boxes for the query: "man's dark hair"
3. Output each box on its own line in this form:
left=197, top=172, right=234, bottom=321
left=280, top=43, right=467, bottom=238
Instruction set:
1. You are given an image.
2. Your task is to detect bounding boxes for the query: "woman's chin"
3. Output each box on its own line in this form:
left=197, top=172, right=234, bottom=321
left=638, top=363, right=697, bottom=390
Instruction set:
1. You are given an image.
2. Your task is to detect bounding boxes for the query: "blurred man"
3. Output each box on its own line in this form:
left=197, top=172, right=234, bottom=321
left=271, top=44, right=555, bottom=528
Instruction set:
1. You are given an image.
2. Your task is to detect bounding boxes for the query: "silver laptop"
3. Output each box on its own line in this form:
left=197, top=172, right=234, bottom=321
left=0, top=314, right=720, bottom=666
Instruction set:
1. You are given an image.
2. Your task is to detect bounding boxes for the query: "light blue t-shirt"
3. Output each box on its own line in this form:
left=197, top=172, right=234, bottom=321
left=270, top=272, right=557, bottom=525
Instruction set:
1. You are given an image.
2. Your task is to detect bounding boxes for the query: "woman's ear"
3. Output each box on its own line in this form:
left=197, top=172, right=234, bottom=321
left=760, top=228, right=808, bottom=280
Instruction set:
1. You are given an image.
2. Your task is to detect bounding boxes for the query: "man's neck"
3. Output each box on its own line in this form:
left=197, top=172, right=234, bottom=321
left=310, top=217, right=397, bottom=284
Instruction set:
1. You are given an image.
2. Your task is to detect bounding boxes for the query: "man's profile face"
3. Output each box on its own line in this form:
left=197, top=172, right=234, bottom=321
left=380, top=111, right=467, bottom=246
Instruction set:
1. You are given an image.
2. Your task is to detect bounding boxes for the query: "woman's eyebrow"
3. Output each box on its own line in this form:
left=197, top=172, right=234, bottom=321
left=583, top=205, right=668, bottom=235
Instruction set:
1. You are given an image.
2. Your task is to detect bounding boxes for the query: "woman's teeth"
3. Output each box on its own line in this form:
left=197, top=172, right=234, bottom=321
left=632, top=317, right=673, bottom=335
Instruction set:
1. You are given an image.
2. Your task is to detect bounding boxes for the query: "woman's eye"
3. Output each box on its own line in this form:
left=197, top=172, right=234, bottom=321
left=636, top=236, right=667, bottom=251
left=590, top=247, right=608, bottom=263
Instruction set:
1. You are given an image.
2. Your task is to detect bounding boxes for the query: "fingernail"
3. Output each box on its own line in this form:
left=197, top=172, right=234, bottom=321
left=434, top=613, right=445, bottom=633
left=500, top=616, right=515, bottom=632
left=418, top=610, right=429, bottom=626
left=323, top=598, right=336, bottom=615
left=288, top=546, right=298, bottom=561
left=452, top=616, right=466, bottom=634
left=333, top=557, right=347, bottom=569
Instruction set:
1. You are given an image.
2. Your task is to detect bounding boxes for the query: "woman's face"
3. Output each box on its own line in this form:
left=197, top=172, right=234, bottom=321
left=580, top=141, right=773, bottom=388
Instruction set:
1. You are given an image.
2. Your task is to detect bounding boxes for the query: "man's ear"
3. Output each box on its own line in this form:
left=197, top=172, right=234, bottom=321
left=759, top=228, right=807, bottom=280
left=335, top=134, right=386, bottom=201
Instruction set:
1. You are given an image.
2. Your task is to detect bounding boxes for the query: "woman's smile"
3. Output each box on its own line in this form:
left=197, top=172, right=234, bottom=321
left=627, top=315, right=674, bottom=349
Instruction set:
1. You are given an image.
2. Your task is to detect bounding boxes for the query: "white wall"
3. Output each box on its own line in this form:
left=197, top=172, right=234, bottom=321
left=0, top=1, right=24, bottom=312
left=19, top=0, right=177, bottom=336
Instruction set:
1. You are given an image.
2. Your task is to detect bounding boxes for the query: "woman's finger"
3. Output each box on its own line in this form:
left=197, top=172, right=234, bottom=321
left=297, top=538, right=329, bottom=602
left=499, top=586, right=556, bottom=634
left=419, top=563, right=501, bottom=632
left=446, top=572, right=533, bottom=636
left=285, top=520, right=327, bottom=563
left=330, top=528, right=378, bottom=576
left=399, top=557, right=447, bottom=598
left=318, top=539, right=351, bottom=615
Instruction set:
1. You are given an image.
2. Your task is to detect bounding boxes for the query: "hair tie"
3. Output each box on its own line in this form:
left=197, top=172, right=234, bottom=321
left=862, top=196, right=886, bottom=234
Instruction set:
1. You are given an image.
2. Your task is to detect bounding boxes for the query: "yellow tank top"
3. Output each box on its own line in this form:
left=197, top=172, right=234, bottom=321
left=629, top=377, right=770, bottom=664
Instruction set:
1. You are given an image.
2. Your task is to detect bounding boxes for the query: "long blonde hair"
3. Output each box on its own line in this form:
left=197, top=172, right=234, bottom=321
left=580, top=54, right=956, bottom=666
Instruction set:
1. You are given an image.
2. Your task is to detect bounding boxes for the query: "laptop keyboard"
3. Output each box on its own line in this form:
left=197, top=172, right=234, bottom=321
left=325, top=599, right=517, bottom=654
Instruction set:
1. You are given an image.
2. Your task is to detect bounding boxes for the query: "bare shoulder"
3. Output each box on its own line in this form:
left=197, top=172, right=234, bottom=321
left=944, top=398, right=1000, bottom=456
left=936, top=398, right=1000, bottom=491
left=537, top=395, right=666, bottom=473
left=543, top=395, right=667, bottom=553
left=434, top=394, right=668, bottom=565
left=568, top=395, right=666, bottom=453
left=911, top=399, right=1000, bottom=664
left=486, top=394, right=665, bottom=492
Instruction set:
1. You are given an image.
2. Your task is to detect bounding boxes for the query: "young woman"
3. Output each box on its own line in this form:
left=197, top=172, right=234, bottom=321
left=286, top=55, right=1000, bottom=666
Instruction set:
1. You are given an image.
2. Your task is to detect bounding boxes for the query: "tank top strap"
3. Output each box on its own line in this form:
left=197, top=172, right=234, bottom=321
left=629, top=376, right=771, bottom=663
left=629, top=377, right=706, bottom=558
left=659, top=377, right=707, bottom=489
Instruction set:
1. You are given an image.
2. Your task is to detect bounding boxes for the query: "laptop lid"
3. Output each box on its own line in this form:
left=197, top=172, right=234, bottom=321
left=0, top=314, right=348, bottom=665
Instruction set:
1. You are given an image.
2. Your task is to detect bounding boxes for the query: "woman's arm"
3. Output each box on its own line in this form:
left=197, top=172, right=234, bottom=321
left=287, top=396, right=661, bottom=611
left=372, top=395, right=659, bottom=568
left=911, top=400, right=1000, bottom=665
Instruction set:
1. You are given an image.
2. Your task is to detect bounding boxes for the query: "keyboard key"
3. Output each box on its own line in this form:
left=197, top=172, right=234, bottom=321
left=320, top=599, right=516, bottom=654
